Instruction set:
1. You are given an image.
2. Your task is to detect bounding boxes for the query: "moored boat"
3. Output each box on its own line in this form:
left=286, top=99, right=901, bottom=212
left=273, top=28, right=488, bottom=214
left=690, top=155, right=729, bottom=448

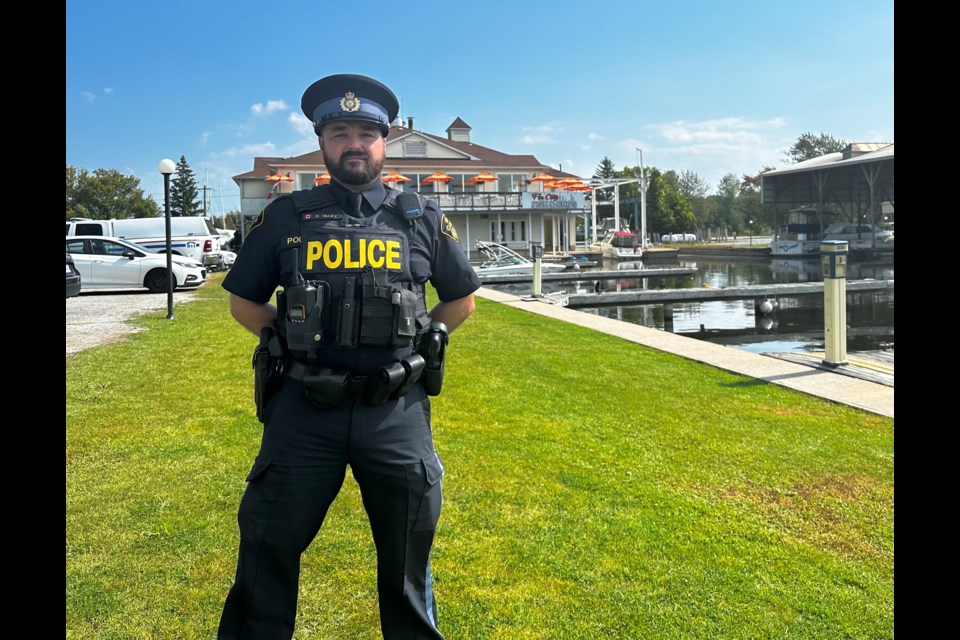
left=770, top=207, right=822, bottom=257
left=473, top=240, right=569, bottom=276
left=595, top=230, right=643, bottom=259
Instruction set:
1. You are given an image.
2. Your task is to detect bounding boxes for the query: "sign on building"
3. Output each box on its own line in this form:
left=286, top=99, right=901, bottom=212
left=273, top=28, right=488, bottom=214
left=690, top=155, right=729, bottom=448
left=521, top=192, right=585, bottom=209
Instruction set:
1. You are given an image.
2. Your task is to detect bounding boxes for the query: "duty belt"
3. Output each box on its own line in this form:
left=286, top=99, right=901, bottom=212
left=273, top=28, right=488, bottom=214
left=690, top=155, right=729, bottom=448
left=283, top=355, right=425, bottom=408
left=285, top=360, right=371, bottom=395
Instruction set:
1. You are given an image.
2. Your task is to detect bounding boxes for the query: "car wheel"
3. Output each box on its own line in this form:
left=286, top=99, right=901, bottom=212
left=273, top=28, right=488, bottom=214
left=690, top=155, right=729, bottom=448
left=145, top=268, right=177, bottom=293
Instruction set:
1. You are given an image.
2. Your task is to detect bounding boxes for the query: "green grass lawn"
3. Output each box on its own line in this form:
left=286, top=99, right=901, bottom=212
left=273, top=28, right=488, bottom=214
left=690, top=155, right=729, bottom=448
left=66, top=273, right=893, bottom=639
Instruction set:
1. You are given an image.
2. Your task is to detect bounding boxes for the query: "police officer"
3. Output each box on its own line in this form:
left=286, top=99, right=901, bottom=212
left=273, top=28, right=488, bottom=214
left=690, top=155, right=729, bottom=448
left=217, top=73, right=480, bottom=640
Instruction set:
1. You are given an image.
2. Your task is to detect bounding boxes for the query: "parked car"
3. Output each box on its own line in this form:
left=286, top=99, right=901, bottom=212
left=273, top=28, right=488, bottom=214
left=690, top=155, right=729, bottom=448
left=65, top=236, right=207, bottom=293
left=66, top=252, right=82, bottom=298
left=66, top=216, right=223, bottom=268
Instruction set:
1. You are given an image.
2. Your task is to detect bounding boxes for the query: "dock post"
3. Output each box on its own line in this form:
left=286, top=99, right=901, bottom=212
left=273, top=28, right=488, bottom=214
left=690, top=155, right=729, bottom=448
left=821, top=241, right=849, bottom=366
left=531, top=241, right=544, bottom=297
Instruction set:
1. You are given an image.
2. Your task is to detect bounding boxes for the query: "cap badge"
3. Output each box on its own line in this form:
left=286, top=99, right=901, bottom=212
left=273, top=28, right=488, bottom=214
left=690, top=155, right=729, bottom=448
left=340, top=91, right=361, bottom=113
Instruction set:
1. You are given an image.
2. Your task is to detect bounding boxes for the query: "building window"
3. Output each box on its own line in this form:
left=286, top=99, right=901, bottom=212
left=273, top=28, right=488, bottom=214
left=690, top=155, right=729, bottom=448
left=299, top=173, right=322, bottom=190
left=446, top=173, right=476, bottom=194
left=497, top=173, right=528, bottom=192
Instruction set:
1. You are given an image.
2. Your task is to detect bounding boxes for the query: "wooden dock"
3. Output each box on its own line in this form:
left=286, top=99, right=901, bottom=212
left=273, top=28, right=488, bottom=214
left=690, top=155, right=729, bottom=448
left=558, top=279, right=894, bottom=307
left=476, top=267, right=696, bottom=285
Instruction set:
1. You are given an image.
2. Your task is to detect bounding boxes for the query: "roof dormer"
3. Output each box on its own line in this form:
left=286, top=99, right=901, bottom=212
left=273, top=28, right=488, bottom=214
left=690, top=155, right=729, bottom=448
left=446, top=117, right=472, bottom=143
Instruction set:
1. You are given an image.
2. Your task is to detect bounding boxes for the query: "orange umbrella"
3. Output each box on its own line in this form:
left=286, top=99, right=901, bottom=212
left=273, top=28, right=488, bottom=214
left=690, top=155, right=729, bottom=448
left=564, top=184, right=591, bottom=191
left=421, top=172, right=452, bottom=183
left=314, top=172, right=331, bottom=184
left=529, top=172, right=556, bottom=183
left=468, top=172, right=498, bottom=183
left=529, top=171, right=557, bottom=192
left=555, top=177, right=583, bottom=187
left=544, top=180, right=565, bottom=189
left=382, top=171, right=411, bottom=184
left=265, top=171, right=294, bottom=199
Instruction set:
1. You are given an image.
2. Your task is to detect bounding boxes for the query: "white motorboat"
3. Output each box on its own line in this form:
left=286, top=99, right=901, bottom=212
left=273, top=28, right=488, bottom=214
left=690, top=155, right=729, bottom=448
left=770, top=207, right=823, bottom=257
left=473, top=240, right=569, bottom=276
left=594, top=229, right=643, bottom=259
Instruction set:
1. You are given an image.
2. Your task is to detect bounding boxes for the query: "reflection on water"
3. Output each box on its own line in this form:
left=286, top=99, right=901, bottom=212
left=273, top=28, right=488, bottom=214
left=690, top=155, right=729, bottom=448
left=489, top=256, right=894, bottom=355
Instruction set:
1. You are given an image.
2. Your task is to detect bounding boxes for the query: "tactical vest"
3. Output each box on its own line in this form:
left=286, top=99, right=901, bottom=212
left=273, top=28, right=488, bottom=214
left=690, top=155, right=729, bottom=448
left=278, top=186, right=430, bottom=374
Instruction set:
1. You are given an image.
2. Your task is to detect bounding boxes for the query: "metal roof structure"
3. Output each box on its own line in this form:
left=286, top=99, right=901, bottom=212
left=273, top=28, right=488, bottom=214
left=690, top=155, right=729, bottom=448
left=761, top=143, right=894, bottom=222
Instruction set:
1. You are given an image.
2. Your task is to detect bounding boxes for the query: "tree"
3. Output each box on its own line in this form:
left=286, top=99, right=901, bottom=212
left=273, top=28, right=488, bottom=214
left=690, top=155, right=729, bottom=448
left=593, top=156, right=617, bottom=179
left=784, top=132, right=847, bottom=164
left=713, top=173, right=743, bottom=231
left=66, top=165, right=161, bottom=220
left=640, top=167, right=695, bottom=234
left=678, top=170, right=709, bottom=199
left=169, top=155, right=200, bottom=217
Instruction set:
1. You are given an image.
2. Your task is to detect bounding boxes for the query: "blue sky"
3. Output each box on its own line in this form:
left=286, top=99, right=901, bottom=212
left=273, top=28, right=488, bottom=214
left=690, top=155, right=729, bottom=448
left=66, top=0, right=893, bottom=217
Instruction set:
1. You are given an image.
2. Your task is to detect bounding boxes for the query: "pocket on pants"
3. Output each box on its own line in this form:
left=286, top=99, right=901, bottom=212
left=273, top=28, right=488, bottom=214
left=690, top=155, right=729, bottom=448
left=411, top=452, right=444, bottom=532
left=245, top=457, right=272, bottom=482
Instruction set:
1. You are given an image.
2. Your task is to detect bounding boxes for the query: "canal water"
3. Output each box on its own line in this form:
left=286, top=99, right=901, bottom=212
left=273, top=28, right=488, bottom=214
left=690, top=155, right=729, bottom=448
left=486, top=255, right=894, bottom=356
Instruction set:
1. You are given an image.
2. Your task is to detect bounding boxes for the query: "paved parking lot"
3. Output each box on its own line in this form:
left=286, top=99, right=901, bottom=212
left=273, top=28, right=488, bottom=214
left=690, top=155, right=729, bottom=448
left=66, top=288, right=203, bottom=356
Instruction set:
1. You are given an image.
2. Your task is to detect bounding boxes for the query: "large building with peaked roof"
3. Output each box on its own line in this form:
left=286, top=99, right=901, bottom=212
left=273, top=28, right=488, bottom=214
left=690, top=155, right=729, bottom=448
left=232, top=117, right=588, bottom=258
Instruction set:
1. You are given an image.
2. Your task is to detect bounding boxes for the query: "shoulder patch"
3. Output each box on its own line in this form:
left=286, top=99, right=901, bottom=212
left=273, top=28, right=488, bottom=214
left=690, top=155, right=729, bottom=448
left=247, top=208, right=266, bottom=234
left=440, top=214, right=460, bottom=243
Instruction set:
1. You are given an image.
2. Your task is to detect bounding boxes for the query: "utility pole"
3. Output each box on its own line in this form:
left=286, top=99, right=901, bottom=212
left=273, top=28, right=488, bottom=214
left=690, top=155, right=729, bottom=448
left=201, top=169, right=212, bottom=218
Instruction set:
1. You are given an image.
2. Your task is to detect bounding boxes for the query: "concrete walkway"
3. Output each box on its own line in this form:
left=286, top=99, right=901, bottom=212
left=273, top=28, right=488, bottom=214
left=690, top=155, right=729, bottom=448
left=475, top=287, right=894, bottom=418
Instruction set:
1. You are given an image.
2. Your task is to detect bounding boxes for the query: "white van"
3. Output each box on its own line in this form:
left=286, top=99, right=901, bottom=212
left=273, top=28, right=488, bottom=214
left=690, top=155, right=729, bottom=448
left=66, top=216, right=223, bottom=267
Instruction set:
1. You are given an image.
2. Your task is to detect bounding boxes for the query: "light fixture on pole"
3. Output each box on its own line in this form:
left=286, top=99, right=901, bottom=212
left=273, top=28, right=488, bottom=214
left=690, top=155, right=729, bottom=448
left=749, top=219, right=754, bottom=245
left=157, top=158, right=177, bottom=319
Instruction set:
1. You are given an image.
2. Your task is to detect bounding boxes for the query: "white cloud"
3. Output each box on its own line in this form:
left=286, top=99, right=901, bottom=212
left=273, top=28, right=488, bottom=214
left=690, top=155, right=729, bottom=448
left=602, top=117, right=791, bottom=193
left=520, top=133, right=554, bottom=144
left=103, top=87, right=113, bottom=94
left=289, top=111, right=315, bottom=137
left=519, top=122, right=562, bottom=145
left=586, top=132, right=602, bottom=141
left=82, top=91, right=96, bottom=103
left=213, top=142, right=280, bottom=159
left=199, top=131, right=212, bottom=147
left=251, top=100, right=288, bottom=116
left=547, top=159, right=576, bottom=172
left=649, top=117, right=786, bottom=144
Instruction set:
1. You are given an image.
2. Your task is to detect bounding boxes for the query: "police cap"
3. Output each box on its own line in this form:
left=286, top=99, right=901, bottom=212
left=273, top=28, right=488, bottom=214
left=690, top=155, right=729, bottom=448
left=301, top=73, right=399, bottom=137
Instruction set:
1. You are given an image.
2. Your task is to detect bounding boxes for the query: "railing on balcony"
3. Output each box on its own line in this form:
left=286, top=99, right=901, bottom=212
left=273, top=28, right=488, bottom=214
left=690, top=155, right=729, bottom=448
left=421, top=192, right=589, bottom=213
left=425, top=192, right=522, bottom=211
left=242, top=191, right=587, bottom=217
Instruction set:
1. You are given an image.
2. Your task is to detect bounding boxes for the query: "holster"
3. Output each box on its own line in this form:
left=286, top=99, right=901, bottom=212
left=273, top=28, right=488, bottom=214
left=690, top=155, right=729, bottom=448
left=418, top=322, right=448, bottom=396
left=253, top=326, right=286, bottom=423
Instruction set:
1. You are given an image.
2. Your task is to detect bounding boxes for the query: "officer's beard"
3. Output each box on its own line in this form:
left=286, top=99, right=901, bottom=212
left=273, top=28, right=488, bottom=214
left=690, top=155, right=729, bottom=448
left=325, top=149, right=385, bottom=186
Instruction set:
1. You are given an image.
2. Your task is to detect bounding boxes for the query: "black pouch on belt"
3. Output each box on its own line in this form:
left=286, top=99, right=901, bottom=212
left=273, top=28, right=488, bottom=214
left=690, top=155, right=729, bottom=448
left=365, top=361, right=407, bottom=405
left=394, top=353, right=426, bottom=399
left=302, top=367, right=348, bottom=408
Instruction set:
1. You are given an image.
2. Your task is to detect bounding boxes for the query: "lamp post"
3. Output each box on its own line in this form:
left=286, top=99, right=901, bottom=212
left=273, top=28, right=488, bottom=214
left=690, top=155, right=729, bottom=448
left=748, top=219, right=754, bottom=245
left=157, top=158, right=177, bottom=319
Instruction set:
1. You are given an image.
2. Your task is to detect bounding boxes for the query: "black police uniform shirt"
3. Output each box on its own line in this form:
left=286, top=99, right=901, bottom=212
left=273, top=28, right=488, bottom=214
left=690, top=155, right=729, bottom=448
left=223, top=180, right=480, bottom=374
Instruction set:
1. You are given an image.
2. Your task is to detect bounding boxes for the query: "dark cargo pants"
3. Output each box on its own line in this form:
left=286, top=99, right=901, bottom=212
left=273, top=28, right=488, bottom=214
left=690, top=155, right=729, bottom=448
left=218, top=380, right=445, bottom=640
